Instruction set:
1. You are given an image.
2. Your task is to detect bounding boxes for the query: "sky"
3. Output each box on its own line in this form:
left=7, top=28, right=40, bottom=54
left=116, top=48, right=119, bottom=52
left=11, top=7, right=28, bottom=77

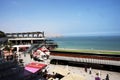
left=0, top=0, right=120, bottom=36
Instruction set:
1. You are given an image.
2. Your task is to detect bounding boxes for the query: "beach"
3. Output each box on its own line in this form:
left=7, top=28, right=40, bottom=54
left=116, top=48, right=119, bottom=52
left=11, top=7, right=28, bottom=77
left=21, top=53, right=120, bottom=80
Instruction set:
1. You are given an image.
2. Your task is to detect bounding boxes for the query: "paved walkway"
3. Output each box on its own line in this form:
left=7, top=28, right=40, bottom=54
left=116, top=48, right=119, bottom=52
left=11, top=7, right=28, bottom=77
left=21, top=54, right=120, bottom=80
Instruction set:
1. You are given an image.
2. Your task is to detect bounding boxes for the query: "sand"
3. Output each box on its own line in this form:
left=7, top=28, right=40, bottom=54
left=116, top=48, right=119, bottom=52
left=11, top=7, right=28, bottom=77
left=21, top=54, right=120, bottom=80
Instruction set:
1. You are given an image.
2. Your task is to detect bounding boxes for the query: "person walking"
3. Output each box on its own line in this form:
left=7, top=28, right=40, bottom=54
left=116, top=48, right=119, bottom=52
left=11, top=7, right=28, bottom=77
left=105, top=74, right=109, bottom=80
left=98, top=70, right=101, bottom=77
left=95, top=73, right=101, bottom=80
left=89, top=67, right=92, bottom=74
left=85, top=65, right=87, bottom=72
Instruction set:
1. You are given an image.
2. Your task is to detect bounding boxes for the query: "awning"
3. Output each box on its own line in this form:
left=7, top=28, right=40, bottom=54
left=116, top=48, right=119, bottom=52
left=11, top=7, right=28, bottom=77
left=25, top=62, right=47, bottom=73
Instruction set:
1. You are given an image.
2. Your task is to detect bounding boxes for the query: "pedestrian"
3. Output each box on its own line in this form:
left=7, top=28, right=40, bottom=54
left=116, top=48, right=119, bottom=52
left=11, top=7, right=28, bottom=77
left=30, top=53, right=33, bottom=59
left=24, top=52, right=26, bottom=57
left=95, top=73, right=101, bottom=80
left=105, top=74, right=109, bottom=80
left=85, top=65, right=87, bottom=72
left=89, top=67, right=92, bottom=74
left=98, top=70, right=101, bottom=77
left=95, top=77, right=100, bottom=80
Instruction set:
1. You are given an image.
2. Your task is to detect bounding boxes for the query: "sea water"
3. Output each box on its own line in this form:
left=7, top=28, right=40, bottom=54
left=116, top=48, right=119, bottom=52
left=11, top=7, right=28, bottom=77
left=50, top=36, right=120, bottom=51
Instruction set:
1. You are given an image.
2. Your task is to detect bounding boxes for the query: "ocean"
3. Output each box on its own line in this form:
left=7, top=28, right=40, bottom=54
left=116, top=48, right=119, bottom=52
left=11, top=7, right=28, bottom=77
left=50, top=36, right=120, bottom=51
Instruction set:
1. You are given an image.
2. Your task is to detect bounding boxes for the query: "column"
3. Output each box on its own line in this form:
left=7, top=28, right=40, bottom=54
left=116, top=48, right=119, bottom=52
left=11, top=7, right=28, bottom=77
left=37, top=33, right=39, bottom=38
left=31, top=40, right=33, bottom=44
left=32, top=33, right=34, bottom=38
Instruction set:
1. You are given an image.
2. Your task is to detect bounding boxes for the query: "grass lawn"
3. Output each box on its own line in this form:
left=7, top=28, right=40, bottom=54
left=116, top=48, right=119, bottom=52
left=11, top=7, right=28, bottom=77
left=53, top=48, right=120, bottom=55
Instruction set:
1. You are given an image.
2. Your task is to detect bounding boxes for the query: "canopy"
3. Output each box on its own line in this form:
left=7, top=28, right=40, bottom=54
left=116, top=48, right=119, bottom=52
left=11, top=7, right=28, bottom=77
left=25, top=62, right=47, bottom=73
left=61, top=73, right=85, bottom=80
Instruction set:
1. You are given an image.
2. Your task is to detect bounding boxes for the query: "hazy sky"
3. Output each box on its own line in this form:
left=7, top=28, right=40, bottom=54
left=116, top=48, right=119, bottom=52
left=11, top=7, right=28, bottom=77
left=0, top=0, right=120, bottom=36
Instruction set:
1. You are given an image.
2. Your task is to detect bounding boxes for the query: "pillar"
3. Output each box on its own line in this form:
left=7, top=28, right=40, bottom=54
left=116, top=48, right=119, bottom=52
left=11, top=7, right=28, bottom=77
left=31, top=40, right=33, bottom=44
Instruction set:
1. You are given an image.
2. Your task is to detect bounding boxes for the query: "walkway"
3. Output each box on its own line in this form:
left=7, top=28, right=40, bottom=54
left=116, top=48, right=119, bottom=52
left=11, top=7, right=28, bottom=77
left=21, top=54, right=120, bottom=80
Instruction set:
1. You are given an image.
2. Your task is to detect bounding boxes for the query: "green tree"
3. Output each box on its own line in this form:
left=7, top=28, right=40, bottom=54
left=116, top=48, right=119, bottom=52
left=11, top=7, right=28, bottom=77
left=0, top=31, right=6, bottom=38
left=4, top=45, right=10, bottom=51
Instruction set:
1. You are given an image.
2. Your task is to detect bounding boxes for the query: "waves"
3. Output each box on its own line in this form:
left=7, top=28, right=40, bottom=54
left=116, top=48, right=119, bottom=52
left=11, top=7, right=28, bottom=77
left=51, top=36, right=120, bottom=51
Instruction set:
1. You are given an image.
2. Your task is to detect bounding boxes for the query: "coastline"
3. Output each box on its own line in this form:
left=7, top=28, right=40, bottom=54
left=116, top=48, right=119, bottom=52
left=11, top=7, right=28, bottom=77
left=53, top=48, right=120, bottom=55
left=52, top=36, right=120, bottom=51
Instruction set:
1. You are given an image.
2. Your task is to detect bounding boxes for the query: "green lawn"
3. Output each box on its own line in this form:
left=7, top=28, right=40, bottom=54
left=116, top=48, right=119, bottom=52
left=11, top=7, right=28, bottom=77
left=52, top=48, right=120, bottom=55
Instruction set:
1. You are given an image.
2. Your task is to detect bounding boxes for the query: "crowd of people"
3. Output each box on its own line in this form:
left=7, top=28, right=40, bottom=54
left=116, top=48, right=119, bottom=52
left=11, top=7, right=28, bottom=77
left=84, top=66, right=109, bottom=80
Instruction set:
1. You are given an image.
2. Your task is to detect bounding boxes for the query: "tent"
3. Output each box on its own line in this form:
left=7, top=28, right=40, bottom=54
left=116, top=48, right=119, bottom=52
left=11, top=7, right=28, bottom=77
left=25, top=62, right=47, bottom=73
